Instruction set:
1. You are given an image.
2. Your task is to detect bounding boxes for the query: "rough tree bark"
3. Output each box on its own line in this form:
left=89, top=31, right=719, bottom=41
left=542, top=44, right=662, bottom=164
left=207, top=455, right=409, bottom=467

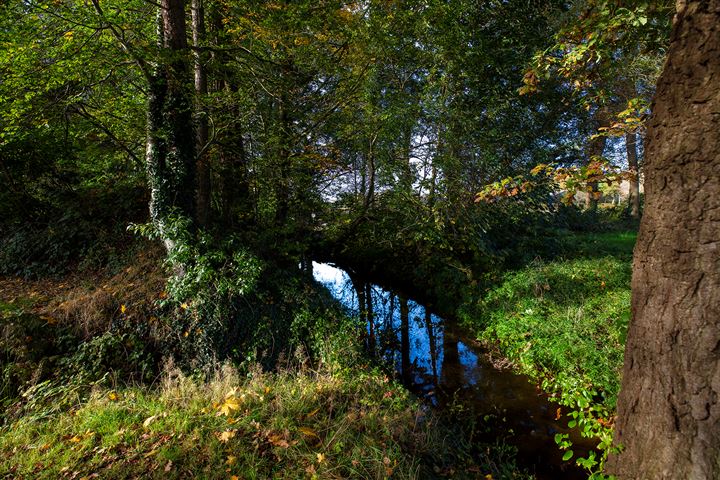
left=146, top=0, right=196, bottom=251
left=607, top=1, right=720, bottom=478
left=626, top=132, right=641, bottom=219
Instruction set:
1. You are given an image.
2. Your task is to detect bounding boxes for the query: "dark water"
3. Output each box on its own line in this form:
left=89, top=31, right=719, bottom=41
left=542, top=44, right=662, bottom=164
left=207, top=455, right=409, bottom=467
left=313, top=262, right=597, bottom=480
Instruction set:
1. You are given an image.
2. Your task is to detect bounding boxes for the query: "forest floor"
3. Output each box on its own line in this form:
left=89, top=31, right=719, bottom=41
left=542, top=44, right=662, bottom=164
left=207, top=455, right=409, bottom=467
left=0, top=243, right=528, bottom=480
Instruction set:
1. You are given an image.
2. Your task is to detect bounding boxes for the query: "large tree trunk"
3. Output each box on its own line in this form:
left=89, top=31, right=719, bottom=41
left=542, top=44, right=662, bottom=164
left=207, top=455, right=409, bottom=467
left=146, top=0, right=196, bottom=251
left=626, top=132, right=641, bottom=219
left=607, top=2, right=720, bottom=478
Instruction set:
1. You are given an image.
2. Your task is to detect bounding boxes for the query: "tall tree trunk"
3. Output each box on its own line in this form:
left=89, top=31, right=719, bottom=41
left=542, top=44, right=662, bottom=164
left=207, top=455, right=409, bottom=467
left=364, top=134, right=377, bottom=209
left=192, top=0, right=211, bottom=227
left=585, top=110, right=609, bottom=211
left=400, top=125, right=414, bottom=193
left=400, top=297, right=411, bottom=384
left=626, top=131, right=641, bottom=219
left=365, top=283, right=375, bottom=356
left=146, top=0, right=196, bottom=252
left=441, top=325, right=460, bottom=391
left=425, top=309, right=438, bottom=385
left=607, top=2, right=720, bottom=478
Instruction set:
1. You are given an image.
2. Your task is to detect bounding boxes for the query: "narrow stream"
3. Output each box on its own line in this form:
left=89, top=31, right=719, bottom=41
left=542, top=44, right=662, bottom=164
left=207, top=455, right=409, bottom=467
left=313, top=262, right=597, bottom=480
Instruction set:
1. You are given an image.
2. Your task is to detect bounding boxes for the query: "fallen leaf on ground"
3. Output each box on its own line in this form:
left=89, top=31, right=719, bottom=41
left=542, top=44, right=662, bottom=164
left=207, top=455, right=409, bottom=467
left=217, top=430, right=236, bottom=443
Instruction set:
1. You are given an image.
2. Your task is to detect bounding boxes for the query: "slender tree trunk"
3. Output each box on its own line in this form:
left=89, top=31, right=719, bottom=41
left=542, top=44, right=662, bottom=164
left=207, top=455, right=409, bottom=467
left=607, top=2, right=720, bottom=478
left=400, top=297, right=411, bottom=384
left=192, top=0, right=211, bottom=227
left=425, top=309, right=438, bottom=384
left=626, top=131, right=641, bottom=219
left=585, top=110, right=609, bottom=211
left=400, top=125, right=413, bottom=192
left=441, top=325, right=460, bottom=391
left=146, top=0, right=196, bottom=252
left=275, top=80, right=292, bottom=226
left=364, top=134, right=377, bottom=209
left=365, top=283, right=375, bottom=355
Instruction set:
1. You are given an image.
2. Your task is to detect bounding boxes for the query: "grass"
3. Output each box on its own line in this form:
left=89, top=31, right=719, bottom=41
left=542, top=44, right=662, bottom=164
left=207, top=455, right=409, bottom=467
left=462, top=231, right=635, bottom=409
left=456, top=230, right=635, bottom=474
left=0, top=362, right=528, bottom=479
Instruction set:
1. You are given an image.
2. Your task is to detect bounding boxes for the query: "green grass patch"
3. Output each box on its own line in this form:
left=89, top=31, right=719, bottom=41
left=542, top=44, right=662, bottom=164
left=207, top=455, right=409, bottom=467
left=459, top=231, right=635, bottom=476
left=469, top=255, right=630, bottom=408
left=0, top=364, right=529, bottom=479
left=464, top=231, right=635, bottom=408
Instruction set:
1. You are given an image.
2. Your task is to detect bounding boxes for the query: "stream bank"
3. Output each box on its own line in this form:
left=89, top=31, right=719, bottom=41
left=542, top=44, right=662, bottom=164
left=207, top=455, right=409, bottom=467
left=314, top=261, right=598, bottom=480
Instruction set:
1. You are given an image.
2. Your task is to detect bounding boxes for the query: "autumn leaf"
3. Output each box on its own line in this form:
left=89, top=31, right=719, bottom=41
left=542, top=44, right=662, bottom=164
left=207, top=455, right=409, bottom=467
left=217, top=430, right=236, bottom=443
left=218, top=396, right=242, bottom=416
left=304, top=408, right=320, bottom=419
left=143, top=415, right=159, bottom=428
left=267, top=431, right=291, bottom=448
left=298, top=427, right=320, bottom=442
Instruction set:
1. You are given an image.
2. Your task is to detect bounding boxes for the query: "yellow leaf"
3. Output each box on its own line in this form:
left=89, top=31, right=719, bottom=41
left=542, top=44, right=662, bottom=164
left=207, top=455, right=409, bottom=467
left=120, top=304, right=127, bottom=314
left=143, top=415, right=159, bottom=428
left=298, top=427, right=319, bottom=439
left=316, top=452, right=325, bottom=463
left=218, top=396, right=241, bottom=416
left=230, top=476, right=239, bottom=480
left=217, top=430, right=236, bottom=443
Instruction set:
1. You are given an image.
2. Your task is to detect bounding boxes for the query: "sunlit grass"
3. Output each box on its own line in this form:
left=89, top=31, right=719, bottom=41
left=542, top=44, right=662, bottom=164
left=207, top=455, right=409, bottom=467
left=462, top=231, right=635, bottom=409
left=0, top=362, right=529, bottom=479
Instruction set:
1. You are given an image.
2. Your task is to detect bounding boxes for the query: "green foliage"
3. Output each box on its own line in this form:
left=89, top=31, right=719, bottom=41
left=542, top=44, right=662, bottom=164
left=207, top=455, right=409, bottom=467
left=0, top=198, right=140, bottom=280
left=0, top=302, right=80, bottom=421
left=459, top=231, right=635, bottom=476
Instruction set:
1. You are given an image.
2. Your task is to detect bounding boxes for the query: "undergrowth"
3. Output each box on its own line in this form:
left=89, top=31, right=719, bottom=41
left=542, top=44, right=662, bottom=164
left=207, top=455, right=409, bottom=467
left=1, top=229, right=532, bottom=479
left=459, top=231, right=635, bottom=478
left=1, top=361, right=529, bottom=479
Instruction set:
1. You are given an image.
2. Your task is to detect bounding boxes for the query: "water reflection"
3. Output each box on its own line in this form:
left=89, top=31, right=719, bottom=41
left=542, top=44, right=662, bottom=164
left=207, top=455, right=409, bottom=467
left=314, top=261, right=512, bottom=404
left=313, top=261, right=595, bottom=480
